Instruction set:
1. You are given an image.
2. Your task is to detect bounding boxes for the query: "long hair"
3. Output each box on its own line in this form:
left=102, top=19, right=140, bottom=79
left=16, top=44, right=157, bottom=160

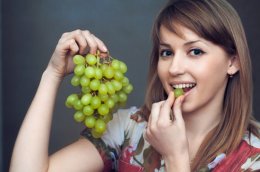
left=140, top=0, right=260, bottom=170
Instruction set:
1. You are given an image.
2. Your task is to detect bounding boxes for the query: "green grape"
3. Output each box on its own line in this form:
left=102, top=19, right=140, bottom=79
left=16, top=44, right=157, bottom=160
left=123, top=84, right=133, bottom=94
left=94, top=119, right=106, bottom=133
left=82, top=86, right=91, bottom=94
left=80, top=76, right=90, bottom=87
left=74, top=64, right=85, bottom=76
left=105, top=82, right=116, bottom=95
left=83, top=105, right=94, bottom=116
left=73, top=99, right=83, bottom=110
left=98, top=83, right=108, bottom=95
left=98, top=104, right=109, bottom=116
left=111, top=59, right=120, bottom=70
left=103, top=66, right=114, bottom=79
left=174, top=88, right=184, bottom=98
left=66, top=94, right=79, bottom=107
left=100, top=64, right=108, bottom=73
left=121, top=77, right=129, bottom=86
left=74, top=111, right=85, bottom=122
left=114, top=70, right=124, bottom=81
left=111, top=80, right=122, bottom=91
left=73, top=55, right=85, bottom=65
left=71, top=75, right=80, bottom=86
left=119, top=61, right=127, bottom=73
left=85, top=66, right=95, bottom=78
left=94, top=68, right=103, bottom=80
left=110, top=94, right=119, bottom=104
left=98, top=93, right=109, bottom=102
left=81, top=93, right=92, bottom=105
left=89, top=79, right=101, bottom=91
left=118, top=91, right=127, bottom=103
left=101, top=113, right=113, bottom=123
left=84, top=116, right=96, bottom=128
left=105, top=98, right=115, bottom=109
left=86, top=54, right=97, bottom=66
left=91, top=96, right=101, bottom=109
left=91, top=128, right=103, bottom=138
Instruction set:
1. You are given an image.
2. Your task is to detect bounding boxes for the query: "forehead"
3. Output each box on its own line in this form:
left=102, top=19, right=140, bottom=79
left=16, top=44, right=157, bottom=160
left=159, top=24, right=202, bottom=43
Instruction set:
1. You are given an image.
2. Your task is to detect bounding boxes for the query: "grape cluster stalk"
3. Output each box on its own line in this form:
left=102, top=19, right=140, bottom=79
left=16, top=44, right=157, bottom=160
left=65, top=52, right=133, bottom=138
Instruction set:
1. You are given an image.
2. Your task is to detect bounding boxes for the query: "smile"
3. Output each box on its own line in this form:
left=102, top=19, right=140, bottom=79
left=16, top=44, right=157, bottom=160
left=172, top=83, right=196, bottom=93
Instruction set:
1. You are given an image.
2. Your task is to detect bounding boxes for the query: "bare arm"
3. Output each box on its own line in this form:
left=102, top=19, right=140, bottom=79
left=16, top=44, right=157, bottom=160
left=9, top=30, right=107, bottom=172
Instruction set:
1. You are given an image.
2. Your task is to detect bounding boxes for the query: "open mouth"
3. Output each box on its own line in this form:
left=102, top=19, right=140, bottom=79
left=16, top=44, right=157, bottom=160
left=172, top=83, right=196, bottom=93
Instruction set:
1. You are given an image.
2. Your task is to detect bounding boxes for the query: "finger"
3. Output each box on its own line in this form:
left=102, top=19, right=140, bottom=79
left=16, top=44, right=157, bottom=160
left=172, top=95, right=185, bottom=123
left=56, top=38, right=79, bottom=57
left=59, top=30, right=87, bottom=55
left=82, top=30, right=98, bottom=55
left=149, top=101, right=164, bottom=128
left=157, top=92, right=175, bottom=124
left=92, top=35, right=108, bottom=53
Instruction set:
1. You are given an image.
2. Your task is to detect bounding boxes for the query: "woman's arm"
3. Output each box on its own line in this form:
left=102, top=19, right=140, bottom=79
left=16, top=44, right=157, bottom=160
left=9, top=30, right=107, bottom=172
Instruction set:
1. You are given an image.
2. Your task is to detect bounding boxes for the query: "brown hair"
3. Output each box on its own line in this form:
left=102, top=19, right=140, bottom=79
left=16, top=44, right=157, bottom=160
left=141, top=0, right=260, bottom=170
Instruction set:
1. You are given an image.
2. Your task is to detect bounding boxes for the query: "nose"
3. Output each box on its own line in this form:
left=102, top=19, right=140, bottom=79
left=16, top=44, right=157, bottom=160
left=168, top=52, right=185, bottom=76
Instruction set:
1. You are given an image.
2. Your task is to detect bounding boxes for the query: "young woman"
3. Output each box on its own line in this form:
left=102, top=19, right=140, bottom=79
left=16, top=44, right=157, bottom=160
left=10, top=0, right=260, bottom=171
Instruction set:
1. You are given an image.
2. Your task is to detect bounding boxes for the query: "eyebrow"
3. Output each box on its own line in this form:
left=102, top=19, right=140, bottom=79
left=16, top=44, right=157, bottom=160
left=159, top=40, right=208, bottom=47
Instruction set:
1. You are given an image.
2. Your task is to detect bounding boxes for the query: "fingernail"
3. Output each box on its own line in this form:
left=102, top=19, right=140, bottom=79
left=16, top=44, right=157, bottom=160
left=103, top=46, right=107, bottom=52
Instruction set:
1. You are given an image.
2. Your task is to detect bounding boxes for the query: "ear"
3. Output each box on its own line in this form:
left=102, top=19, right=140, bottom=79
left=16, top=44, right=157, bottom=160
left=227, top=55, right=240, bottom=76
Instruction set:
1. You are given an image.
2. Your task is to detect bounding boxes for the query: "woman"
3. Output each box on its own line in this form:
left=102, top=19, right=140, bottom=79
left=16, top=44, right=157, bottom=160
left=10, top=0, right=260, bottom=171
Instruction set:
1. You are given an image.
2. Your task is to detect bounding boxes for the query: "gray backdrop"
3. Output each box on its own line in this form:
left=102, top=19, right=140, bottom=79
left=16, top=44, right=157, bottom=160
left=1, top=0, right=260, bottom=171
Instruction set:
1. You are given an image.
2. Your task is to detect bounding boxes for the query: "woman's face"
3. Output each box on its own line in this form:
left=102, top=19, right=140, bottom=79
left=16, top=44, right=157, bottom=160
left=157, top=25, right=232, bottom=114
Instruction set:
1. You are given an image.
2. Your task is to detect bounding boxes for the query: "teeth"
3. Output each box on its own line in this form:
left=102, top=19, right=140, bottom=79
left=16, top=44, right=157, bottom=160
left=172, top=83, right=196, bottom=89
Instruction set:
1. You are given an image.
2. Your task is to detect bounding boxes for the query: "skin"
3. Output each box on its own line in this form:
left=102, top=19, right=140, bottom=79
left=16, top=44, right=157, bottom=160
left=145, top=25, right=239, bottom=171
left=10, top=30, right=107, bottom=172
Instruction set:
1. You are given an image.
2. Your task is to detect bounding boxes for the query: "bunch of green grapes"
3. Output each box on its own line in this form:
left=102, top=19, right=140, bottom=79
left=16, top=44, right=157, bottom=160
left=65, top=52, right=133, bottom=138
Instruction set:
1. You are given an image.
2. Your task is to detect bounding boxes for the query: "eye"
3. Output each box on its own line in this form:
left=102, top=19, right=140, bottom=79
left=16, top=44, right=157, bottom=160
left=189, top=48, right=205, bottom=56
left=160, top=49, right=173, bottom=57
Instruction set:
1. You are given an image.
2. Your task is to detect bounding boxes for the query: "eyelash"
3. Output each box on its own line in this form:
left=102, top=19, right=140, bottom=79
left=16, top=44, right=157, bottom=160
left=159, top=48, right=205, bottom=58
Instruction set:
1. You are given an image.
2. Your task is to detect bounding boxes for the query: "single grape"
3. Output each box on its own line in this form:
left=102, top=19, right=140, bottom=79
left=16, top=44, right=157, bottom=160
left=98, top=83, right=108, bottom=95
left=91, top=96, right=101, bottom=109
left=71, top=75, right=80, bottom=87
left=123, top=84, right=133, bottom=94
left=81, top=93, right=92, bottom=105
left=73, top=99, right=83, bottom=110
left=103, top=66, right=114, bottom=79
left=94, top=119, right=106, bottom=133
left=86, top=54, right=97, bottom=66
left=118, top=91, right=127, bottom=103
left=110, top=94, right=119, bottom=104
left=89, top=79, right=101, bottom=91
left=174, top=88, right=184, bottom=98
left=66, top=94, right=79, bottom=107
left=80, top=76, right=90, bottom=87
left=114, top=70, right=124, bottom=81
left=74, top=64, right=85, bottom=76
left=111, top=80, right=122, bottom=91
left=98, top=104, right=109, bottom=116
left=74, top=111, right=85, bottom=122
left=94, top=67, right=103, bottom=80
left=111, top=59, right=120, bottom=70
left=105, top=82, right=116, bottom=95
left=98, top=93, right=109, bottom=102
left=73, top=55, right=85, bottom=65
left=83, top=105, right=94, bottom=116
left=84, top=116, right=96, bottom=128
left=105, top=98, right=115, bottom=109
left=121, top=77, right=129, bottom=86
left=82, top=86, right=91, bottom=94
left=85, top=66, right=95, bottom=78
left=91, top=128, right=103, bottom=138
left=119, top=61, right=127, bottom=73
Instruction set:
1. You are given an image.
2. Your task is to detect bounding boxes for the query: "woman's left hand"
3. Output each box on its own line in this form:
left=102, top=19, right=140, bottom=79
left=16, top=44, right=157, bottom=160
left=145, top=92, right=190, bottom=171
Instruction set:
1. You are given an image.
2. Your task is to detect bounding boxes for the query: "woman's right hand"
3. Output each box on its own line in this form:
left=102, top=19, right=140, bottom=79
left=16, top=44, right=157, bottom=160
left=46, top=29, right=108, bottom=80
